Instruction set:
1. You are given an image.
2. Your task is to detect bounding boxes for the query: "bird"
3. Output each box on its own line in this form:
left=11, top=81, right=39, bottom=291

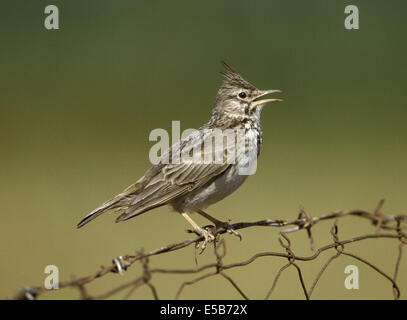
left=77, top=61, right=282, bottom=250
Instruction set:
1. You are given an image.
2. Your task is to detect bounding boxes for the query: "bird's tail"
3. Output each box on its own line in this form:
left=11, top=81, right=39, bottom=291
left=76, top=197, right=121, bottom=228
left=76, top=183, right=140, bottom=228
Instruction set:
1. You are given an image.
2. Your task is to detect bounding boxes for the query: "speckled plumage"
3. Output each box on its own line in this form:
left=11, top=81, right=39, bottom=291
left=77, top=61, right=281, bottom=239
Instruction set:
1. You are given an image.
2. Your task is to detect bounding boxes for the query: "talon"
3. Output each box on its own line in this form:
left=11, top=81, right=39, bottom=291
left=227, top=228, right=242, bottom=241
left=216, top=220, right=242, bottom=241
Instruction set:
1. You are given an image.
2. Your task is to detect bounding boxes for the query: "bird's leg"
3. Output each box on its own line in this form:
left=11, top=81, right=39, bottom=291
left=196, top=209, right=242, bottom=240
left=181, top=212, right=215, bottom=252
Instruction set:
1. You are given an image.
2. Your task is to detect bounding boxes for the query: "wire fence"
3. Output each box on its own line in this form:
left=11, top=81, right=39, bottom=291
left=9, top=200, right=407, bottom=300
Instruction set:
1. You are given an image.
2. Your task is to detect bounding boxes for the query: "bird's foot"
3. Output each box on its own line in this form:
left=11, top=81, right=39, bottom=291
left=187, top=220, right=241, bottom=254
left=192, top=226, right=215, bottom=253
left=214, top=220, right=242, bottom=241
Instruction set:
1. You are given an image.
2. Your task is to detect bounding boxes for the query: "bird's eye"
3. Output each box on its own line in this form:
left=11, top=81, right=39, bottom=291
left=238, top=92, right=247, bottom=99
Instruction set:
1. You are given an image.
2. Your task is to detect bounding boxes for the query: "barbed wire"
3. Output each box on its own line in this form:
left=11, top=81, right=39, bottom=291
left=9, top=200, right=407, bottom=300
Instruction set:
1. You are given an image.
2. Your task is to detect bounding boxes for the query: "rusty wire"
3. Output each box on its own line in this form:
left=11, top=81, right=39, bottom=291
left=8, top=200, right=407, bottom=300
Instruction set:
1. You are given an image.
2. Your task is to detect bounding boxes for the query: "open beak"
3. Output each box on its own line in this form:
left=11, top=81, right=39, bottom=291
left=251, top=89, right=282, bottom=107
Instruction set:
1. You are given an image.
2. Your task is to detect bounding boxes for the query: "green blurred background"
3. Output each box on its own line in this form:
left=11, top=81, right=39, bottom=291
left=0, top=0, right=406, bottom=299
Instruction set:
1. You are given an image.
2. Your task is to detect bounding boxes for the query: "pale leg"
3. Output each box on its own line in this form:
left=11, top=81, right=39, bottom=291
left=181, top=212, right=215, bottom=250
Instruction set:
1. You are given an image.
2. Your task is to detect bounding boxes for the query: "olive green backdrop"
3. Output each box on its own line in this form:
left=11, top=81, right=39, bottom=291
left=0, top=0, right=406, bottom=299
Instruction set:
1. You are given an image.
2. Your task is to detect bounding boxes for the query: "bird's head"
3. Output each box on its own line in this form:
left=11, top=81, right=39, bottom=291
left=215, top=61, right=282, bottom=120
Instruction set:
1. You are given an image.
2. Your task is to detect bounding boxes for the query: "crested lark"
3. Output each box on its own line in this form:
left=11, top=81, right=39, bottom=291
left=77, top=61, right=281, bottom=249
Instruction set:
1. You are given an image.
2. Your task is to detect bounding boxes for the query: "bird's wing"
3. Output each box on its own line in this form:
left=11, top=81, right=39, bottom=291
left=115, top=129, right=235, bottom=221
left=77, top=128, right=236, bottom=227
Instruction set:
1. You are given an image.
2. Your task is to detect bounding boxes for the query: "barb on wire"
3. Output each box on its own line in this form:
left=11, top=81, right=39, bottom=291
left=8, top=200, right=407, bottom=300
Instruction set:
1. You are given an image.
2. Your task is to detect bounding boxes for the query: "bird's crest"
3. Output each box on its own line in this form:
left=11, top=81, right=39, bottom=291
left=220, top=60, right=256, bottom=90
